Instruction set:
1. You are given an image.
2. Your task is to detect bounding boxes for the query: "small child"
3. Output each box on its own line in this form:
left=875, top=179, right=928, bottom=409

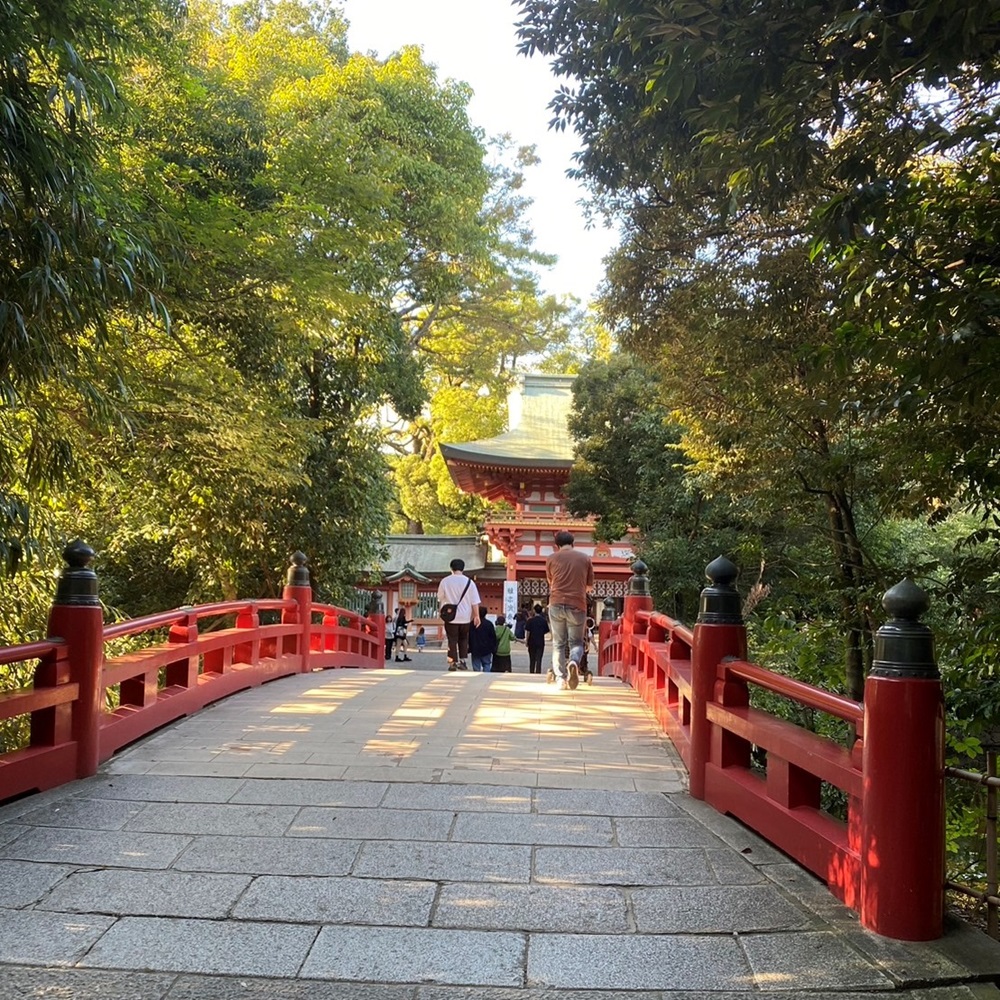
left=415, top=626, right=426, bottom=652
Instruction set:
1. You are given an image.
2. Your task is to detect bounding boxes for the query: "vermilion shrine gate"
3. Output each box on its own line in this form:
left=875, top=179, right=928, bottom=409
left=371, top=374, right=634, bottom=622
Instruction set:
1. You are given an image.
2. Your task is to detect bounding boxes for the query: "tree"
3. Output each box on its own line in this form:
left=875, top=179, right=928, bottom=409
left=516, top=0, right=1000, bottom=513
left=0, top=0, right=185, bottom=571
left=516, top=0, right=1000, bottom=696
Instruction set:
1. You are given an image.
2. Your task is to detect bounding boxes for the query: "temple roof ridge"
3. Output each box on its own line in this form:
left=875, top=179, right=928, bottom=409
left=440, top=372, right=576, bottom=467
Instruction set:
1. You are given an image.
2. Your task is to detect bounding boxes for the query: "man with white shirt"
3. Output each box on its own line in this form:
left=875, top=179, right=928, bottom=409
left=437, top=559, right=481, bottom=671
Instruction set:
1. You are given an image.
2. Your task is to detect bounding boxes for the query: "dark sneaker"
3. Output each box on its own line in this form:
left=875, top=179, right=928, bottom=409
left=447, top=660, right=458, bottom=672
left=458, top=661, right=468, bottom=670
left=568, top=661, right=579, bottom=690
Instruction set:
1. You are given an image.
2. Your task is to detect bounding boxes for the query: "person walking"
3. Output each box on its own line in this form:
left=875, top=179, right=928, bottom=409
left=437, top=558, right=481, bottom=671
left=468, top=606, right=496, bottom=674
left=523, top=603, right=549, bottom=674
left=545, top=530, right=594, bottom=690
left=392, top=608, right=412, bottom=662
left=384, top=612, right=394, bottom=662
left=491, top=614, right=514, bottom=672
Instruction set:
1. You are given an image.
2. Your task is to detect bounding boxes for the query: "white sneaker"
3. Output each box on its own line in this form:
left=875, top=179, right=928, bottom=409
left=568, top=661, right=579, bottom=690
left=556, top=677, right=566, bottom=690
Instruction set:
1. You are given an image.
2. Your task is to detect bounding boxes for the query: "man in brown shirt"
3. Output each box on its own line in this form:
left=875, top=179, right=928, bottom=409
left=545, top=530, right=594, bottom=690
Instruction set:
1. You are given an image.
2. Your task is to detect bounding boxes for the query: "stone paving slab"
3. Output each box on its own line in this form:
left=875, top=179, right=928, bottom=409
left=232, top=874, right=436, bottom=924
left=81, top=773, right=247, bottom=802
left=705, top=846, right=769, bottom=884
left=165, top=978, right=416, bottom=1000
left=123, top=800, right=300, bottom=836
left=0, top=826, right=192, bottom=868
left=290, top=805, right=456, bottom=840
left=79, top=915, right=318, bottom=977
left=0, top=966, right=177, bottom=1000
left=353, top=840, right=532, bottom=883
left=527, top=932, right=753, bottom=990
left=534, top=786, right=684, bottom=816
left=741, top=930, right=896, bottom=990
left=3, top=667, right=1000, bottom=995
left=453, top=811, right=613, bottom=846
left=381, top=782, right=532, bottom=812
left=614, top=815, right=728, bottom=847
left=229, top=776, right=389, bottom=806
left=631, top=884, right=816, bottom=933
left=37, top=869, right=253, bottom=918
left=300, top=926, right=526, bottom=986
left=17, top=796, right=146, bottom=830
left=0, top=860, right=74, bottom=907
left=0, top=907, right=115, bottom=966
left=534, top=845, right=717, bottom=885
left=171, top=833, right=361, bottom=875
left=434, top=883, right=629, bottom=933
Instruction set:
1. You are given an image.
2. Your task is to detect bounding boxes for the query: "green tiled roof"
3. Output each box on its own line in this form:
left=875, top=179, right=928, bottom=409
left=373, top=535, right=487, bottom=576
left=440, top=374, right=576, bottom=466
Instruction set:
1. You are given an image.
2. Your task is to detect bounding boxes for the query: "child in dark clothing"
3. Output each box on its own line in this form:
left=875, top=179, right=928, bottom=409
left=522, top=604, right=549, bottom=674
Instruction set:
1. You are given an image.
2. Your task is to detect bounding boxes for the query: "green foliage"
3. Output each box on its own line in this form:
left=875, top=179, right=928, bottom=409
left=0, top=0, right=568, bottom=647
left=0, top=0, right=182, bottom=565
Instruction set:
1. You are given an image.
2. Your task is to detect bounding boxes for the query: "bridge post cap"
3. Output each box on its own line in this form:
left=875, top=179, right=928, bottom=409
left=882, top=578, right=930, bottom=619
left=54, top=539, right=100, bottom=607
left=697, top=555, right=743, bottom=625
left=871, top=577, right=938, bottom=679
left=705, top=555, right=738, bottom=588
left=287, top=551, right=311, bottom=587
left=628, top=559, right=650, bottom=596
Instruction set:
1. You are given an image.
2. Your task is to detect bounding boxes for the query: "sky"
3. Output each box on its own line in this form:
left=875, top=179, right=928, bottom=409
left=341, top=0, right=618, bottom=305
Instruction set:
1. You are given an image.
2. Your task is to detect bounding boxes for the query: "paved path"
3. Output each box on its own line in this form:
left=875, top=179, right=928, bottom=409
left=1, top=649, right=999, bottom=998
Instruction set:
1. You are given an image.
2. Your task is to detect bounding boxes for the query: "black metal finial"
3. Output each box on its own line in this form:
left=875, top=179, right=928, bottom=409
left=697, top=555, right=742, bottom=625
left=628, top=559, right=650, bottom=596
left=53, top=540, right=100, bottom=607
left=287, top=551, right=310, bottom=587
left=871, top=579, right=938, bottom=679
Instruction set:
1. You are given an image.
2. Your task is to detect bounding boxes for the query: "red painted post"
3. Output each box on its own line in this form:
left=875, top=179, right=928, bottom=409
left=597, top=601, right=616, bottom=676
left=282, top=551, right=313, bottom=671
left=45, top=541, right=105, bottom=779
left=689, top=557, right=747, bottom=801
left=860, top=579, right=944, bottom=940
left=622, top=561, right=653, bottom=687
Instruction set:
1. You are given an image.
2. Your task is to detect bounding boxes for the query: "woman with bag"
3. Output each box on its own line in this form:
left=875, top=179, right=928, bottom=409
left=392, top=608, right=411, bottom=662
left=491, top=614, right=514, bottom=672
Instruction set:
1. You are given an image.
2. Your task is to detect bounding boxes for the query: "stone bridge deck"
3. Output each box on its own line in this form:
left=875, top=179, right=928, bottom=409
left=2, top=650, right=999, bottom=999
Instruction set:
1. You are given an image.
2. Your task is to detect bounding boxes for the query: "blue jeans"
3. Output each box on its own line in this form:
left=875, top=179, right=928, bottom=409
left=471, top=653, right=493, bottom=673
left=548, top=604, right=586, bottom=679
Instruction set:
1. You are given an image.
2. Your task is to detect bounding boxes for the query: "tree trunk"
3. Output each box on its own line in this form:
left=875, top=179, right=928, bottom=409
left=824, top=488, right=870, bottom=701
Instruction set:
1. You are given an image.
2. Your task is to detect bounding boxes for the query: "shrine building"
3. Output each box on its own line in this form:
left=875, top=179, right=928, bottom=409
left=364, top=374, right=635, bottom=628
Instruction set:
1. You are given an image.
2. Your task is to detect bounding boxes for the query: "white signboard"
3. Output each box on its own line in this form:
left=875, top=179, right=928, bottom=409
left=503, top=581, right=519, bottom=624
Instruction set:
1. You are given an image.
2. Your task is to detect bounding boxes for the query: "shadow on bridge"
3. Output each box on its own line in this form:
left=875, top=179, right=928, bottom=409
left=1, top=663, right=999, bottom=997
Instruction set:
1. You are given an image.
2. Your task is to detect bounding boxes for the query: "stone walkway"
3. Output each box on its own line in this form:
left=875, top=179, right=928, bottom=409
left=1, top=652, right=999, bottom=998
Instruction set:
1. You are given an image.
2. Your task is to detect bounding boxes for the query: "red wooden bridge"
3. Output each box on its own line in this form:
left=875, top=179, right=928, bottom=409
left=1, top=542, right=999, bottom=995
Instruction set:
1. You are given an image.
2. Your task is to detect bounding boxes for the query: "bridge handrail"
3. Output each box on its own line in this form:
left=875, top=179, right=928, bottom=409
left=724, top=658, right=864, bottom=725
left=635, top=608, right=694, bottom=647
left=599, top=559, right=945, bottom=943
left=0, top=545, right=384, bottom=808
left=100, top=599, right=294, bottom=642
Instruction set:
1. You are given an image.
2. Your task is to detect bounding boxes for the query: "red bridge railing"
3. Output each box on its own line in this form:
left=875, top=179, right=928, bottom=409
left=0, top=543, right=384, bottom=805
left=598, top=556, right=945, bottom=943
